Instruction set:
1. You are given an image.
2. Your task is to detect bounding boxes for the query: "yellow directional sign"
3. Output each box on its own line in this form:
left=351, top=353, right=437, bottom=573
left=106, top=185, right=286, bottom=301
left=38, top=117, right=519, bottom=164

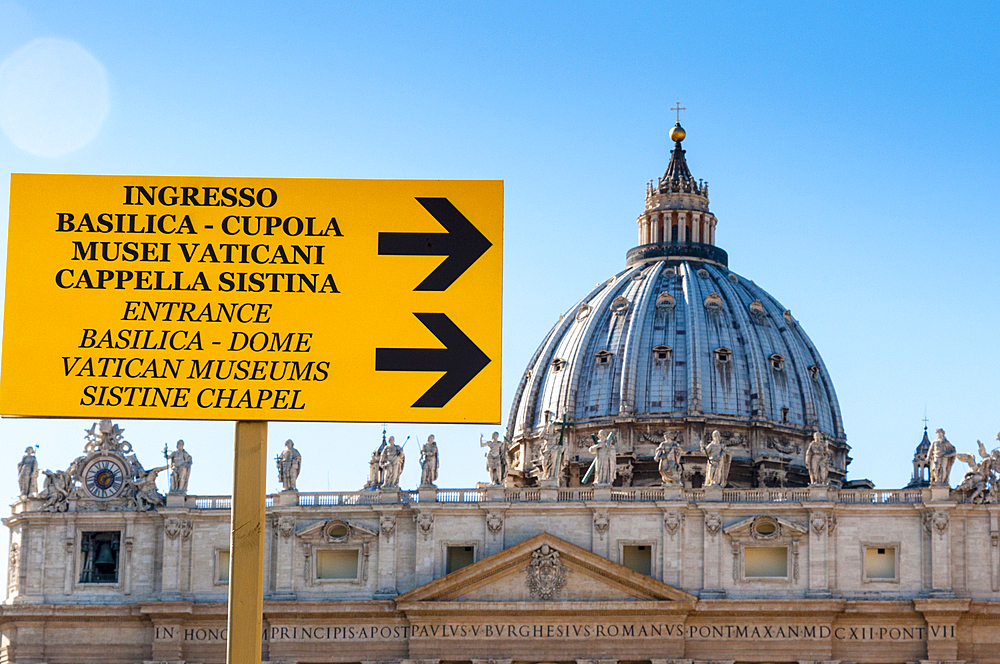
left=1, top=174, right=503, bottom=423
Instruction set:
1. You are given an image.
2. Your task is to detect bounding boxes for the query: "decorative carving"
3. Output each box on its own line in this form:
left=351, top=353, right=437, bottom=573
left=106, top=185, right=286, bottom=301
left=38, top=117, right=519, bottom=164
left=379, top=515, right=396, bottom=538
left=277, top=440, right=301, bottom=492
left=593, top=511, right=610, bottom=536
left=164, top=517, right=182, bottom=540
left=416, top=513, right=434, bottom=540
left=806, top=432, right=830, bottom=485
left=810, top=512, right=827, bottom=534
left=664, top=511, right=683, bottom=536
left=827, top=513, right=837, bottom=533
left=485, top=512, right=504, bottom=535
left=8, top=542, right=19, bottom=586
left=84, top=420, right=131, bottom=454
left=766, top=436, right=801, bottom=455
left=419, top=435, right=438, bottom=488
left=525, top=544, right=569, bottom=600
left=180, top=519, right=193, bottom=541
left=275, top=516, right=294, bottom=539
left=933, top=510, right=950, bottom=536
left=705, top=513, right=722, bottom=536
left=954, top=438, right=1000, bottom=504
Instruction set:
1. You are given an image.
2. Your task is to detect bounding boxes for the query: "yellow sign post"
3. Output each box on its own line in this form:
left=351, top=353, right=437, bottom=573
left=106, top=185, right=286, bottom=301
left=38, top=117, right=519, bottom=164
left=2, top=174, right=502, bottom=423
left=2, top=174, right=503, bottom=664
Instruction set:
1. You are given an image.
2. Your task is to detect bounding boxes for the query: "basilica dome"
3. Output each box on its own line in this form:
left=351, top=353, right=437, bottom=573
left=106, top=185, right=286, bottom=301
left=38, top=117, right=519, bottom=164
left=505, top=124, right=849, bottom=489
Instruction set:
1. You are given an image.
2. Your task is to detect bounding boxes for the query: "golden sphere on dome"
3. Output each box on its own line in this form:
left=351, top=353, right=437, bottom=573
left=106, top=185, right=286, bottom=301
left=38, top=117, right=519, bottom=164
left=669, top=123, right=686, bottom=142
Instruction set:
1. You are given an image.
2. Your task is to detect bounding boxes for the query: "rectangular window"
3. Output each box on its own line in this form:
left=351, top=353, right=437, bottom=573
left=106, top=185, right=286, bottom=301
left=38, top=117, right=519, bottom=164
left=865, top=546, right=897, bottom=580
left=316, top=549, right=359, bottom=580
left=446, top=546, right=475, bottom=574
left=744, top=546, right=788, bottom=578
left=216, top=550, right=230, bottom=584
left=79, top=531, right=120, bottom=584
left=622, top=545, right=652, bottom=576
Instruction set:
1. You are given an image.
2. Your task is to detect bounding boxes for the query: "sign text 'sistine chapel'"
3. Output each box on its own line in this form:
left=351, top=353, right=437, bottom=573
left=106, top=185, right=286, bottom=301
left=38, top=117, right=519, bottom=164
left=2, top=175, right=503, bottom=423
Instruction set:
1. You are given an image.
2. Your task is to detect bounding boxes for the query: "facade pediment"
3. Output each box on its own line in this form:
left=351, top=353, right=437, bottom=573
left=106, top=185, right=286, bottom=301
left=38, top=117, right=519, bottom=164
left=396, top=532, right=696, bottom=605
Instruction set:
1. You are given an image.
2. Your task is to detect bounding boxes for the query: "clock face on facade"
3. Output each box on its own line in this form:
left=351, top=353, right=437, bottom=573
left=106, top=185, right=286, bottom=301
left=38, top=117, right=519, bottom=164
left=83, top=457, right=127, bottom=500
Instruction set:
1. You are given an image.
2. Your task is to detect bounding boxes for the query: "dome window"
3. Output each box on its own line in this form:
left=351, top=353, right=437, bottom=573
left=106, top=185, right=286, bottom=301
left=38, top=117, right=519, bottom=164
left=704, top=292, right=724, bottom=312
left=769, top=354, right=785, bottom=371
left=655, top=292, right=676, bottom=311
left=575, top=304, right=591, bottom=321
left=663, top=266, right=677, bottom=279
left=631, top=270, right=646, bottom=281
left=652, top=345, right=672, bottom=364
left=697, top=268, right=710, bottom=279
left=808, top=365, right=820, bottom=379
left=727, top=273, right=739, bottom=284
left=749, top=300, right=767, bottom=316
left=595, top=350, right=613, bottom=367
left=551, top=358, right=566, bottom=372
left=714, top=347, right=732, bottom=364
left=610, top=296, right=630, bottom=315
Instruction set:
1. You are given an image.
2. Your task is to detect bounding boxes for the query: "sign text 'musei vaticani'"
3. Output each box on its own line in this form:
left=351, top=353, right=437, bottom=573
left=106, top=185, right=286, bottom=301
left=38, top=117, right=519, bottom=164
left=1, top=175, right=502, bottom=423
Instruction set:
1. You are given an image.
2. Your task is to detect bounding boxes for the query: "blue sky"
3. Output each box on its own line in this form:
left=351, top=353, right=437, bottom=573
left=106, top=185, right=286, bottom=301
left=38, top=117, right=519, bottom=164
left=1, top=0, right=999, bottom=527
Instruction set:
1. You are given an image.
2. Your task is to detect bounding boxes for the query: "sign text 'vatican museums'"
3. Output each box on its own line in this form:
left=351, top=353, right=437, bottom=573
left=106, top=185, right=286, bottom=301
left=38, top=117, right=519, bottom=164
left=1, top=174, right=503, bottom=423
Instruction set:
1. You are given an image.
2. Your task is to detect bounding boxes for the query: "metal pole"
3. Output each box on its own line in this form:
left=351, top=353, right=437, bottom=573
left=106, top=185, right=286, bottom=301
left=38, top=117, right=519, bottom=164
left=227, top=420, right=267, bottom=664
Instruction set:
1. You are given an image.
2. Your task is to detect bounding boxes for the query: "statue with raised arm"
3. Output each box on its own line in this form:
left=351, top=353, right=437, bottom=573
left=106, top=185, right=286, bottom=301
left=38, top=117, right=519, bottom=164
left=17, top=447, right=38, bottom=498
left=419, top=435, right=439, bottom=488
left=702, top=430, right=732, bottom=488
left=805, top=432, right=830, bottom=485
left=480, top=432, right=507, bottom=485
left=653, top=434, right=683, bottom=485
left=379, top=436, right=405, bottom=488
left=133, top=465, right=168, bottom=511
left=588, top=430, right=617, bottom=486
left=168, top=440, right=193, bottom=493
left=40, top=468, right=73, bottom=512
left=955, top=439, right=996, bottom=504
left=277, top=439, right=301, bottom=491
left=928, top=428, right=957, bottom=486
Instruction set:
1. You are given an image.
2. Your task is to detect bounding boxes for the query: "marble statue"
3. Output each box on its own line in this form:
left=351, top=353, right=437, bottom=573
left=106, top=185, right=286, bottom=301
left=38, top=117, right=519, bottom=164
left=955, top=439, right=999, bottom=504
left=379, top=436, right=405, bottom=488
left=805, top=432, right=830, bottom=485
left=277, top=440, right=301, bottom=491
left=653, top=434, right=683, bottom=485
left=133, top=465, right=168, bottom=511
left=928, top=428, right=957, bottom=486
left=365, top=437, right=388, bottom=489
left=40, top=468, right=73, bottom=512
left=588, top=430, right=617, bottom=486
left=480, top=432, right=507, bottom=485
left=536, top=433, right=564, bottom=482
left=419, top=435, right=438, bottom=488
left=168, top=440, right=192, bottom=494
left=17, top=447, right=38, bottom=498
left=702, top=430, right=732, bottom=488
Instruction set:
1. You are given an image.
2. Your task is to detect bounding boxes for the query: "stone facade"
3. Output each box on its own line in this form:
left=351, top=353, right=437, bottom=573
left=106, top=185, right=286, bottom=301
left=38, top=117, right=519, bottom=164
left=3, top=483, right=1000, bottom=663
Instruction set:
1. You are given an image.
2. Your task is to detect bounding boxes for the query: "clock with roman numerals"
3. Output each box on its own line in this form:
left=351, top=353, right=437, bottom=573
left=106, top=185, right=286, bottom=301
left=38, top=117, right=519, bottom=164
left=82, top=457, right=127, bottom=500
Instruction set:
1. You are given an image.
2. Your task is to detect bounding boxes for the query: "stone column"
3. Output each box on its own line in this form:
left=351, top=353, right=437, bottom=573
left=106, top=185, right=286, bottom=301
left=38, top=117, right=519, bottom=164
left=990, top=506, right=1000, bottom=592
left=273, top=515, right=296, bottom=598
left=927, top=507, right=954, bottom=596
left=914, top=597, right=970, bottom=662
left=662, top=509, right=684, bottom=586
left=377, top=512, right=399, bottom=597
left=652, top=213, right=661, bottom=243
left=592, top=509, right=610, bottom=559
left=150, top=621, right=185, bottom=662
left=678, top=212, right=688, bottom=242
left=692, top=214, right=701, bottom=243
left=162, top=516, right=183, bottom=598
left=63, top=537, right=75, bottom=595
left=807, top=509, right=831, bottom=597
left=484, top=510, right=505, bottom=557
left=414, top=511, right=435, bottom=587
left=701, top=511, right=724, bottom=598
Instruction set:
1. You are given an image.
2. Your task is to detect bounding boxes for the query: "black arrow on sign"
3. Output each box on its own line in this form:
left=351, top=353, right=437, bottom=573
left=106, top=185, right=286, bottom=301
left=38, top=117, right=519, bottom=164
left=375, top=313, right=491, bottom=408
left=377, top=197, right=493, bottom=291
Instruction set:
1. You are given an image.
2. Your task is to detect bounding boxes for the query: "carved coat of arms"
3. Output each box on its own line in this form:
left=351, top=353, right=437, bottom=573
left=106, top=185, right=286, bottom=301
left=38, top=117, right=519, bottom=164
left=525, top=544, right=569, bottom=600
